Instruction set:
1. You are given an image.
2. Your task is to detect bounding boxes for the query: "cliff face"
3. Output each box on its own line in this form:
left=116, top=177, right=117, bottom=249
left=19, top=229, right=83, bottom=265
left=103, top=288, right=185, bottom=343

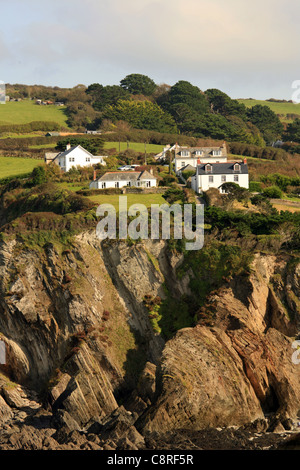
left=0, top=233, right=299, bottom=449
left=139, top=254, right=300, bottom=433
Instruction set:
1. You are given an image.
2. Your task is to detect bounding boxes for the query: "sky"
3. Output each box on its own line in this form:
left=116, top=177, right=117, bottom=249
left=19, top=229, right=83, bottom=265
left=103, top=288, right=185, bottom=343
left=0, top=0, right=299, bottom=99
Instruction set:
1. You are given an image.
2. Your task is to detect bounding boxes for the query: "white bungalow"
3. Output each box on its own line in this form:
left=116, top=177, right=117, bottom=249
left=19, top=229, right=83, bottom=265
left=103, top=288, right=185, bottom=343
left=90, top=170, right=157, bottom=189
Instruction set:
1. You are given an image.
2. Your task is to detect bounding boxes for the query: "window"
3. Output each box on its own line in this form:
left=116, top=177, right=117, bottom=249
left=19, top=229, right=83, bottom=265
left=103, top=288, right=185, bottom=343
left=101, top=182, right=106, bottom=189
left=69, top=157, right=75, bottom=162
left=206, top=164, right=212, bottom=172
left=115, top=182, right=119, bottom=188
left=86, top=157, right=90, bottom=162
left=213, top=150, right=221, bottom=156
left=195, top=150, right=203, bottom=156
left=146, top=181, right=150, bottom=187
left=209, top=175, right=214, bottom=183
left=234, top=164, right=240, bottom=171
left=234, top=175, right=239, bottom=182
left=181, top=161, right=186, bottom=167
left=221, top=175, right=226, bottom=182
left=181, top=151, right=189, bottom=157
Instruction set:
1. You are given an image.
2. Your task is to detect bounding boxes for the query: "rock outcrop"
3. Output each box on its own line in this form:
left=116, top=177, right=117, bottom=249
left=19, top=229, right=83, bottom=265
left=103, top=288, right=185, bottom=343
left=0, top=234, right=299, bottom=449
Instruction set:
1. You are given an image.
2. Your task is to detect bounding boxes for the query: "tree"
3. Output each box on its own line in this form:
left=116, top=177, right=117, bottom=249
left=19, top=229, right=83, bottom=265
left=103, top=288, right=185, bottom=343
left=283, top=118, right=300, bottom=143
left=247, top=105, right=284, bottom=144
left=120, top=74, right=157, bottom=96
left=165, top=80, right=210, bottom=116
left=55, top=137, right=104, bottom=155
left=102, top=99, right=177, bottom=133
left=205, top=88, right=247, bottom=119
left=86, top=83, right=130, bottom=111
left=66, top=101, right=98, bottom=130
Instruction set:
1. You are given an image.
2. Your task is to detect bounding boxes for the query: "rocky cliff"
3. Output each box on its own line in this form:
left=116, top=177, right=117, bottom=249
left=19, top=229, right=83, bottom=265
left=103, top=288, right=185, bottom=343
left=0, top=232, right=299, bottom=449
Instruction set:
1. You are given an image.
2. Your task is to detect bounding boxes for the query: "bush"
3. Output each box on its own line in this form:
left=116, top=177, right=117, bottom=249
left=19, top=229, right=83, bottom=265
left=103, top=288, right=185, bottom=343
left=31, top=166, right=47, bottom=186
left=249, top=181, right=262, bottom=192
left=163, top=186, right=184, bottom=203
left=262, top=185, right=283, bottom=199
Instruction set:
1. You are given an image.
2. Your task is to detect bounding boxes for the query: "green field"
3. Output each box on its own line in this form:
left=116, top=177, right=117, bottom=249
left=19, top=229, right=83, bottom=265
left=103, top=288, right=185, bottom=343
left=0, top=100, right=69, bottom=127
left=0, top=156, right=41, bottom=179
left=238, top=99, right=300, bottom=122
left=104, top=141, right=163, bottom=154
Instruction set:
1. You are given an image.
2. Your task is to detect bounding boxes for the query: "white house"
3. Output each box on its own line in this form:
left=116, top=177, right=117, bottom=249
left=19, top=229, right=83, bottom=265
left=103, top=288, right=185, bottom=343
left=45, top=144, right=107, bottom=172
left=154, top=144, right=176, bottom=162
left=175, top=142, right=228, bottom=172
left=191, top=160, right=249, bottom=194
left=90, top=170, right=157, bottom=189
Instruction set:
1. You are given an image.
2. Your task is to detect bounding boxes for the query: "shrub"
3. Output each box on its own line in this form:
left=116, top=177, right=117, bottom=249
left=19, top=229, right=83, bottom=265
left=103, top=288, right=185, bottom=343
left=249, top=181, right=262, bottom=192
left=262, top=185, right=283, bottom=199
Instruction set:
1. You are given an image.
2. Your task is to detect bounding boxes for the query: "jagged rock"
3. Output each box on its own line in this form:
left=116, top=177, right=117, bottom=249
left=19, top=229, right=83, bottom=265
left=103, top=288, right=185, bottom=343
left=116, top=437, right=139, bottom=450
left=0, top=395, right=13, bottom=423
left=52, top=409, right=81, bottom=433
left=137, top=362, right=157, bottom=403
left=241, top=418, right=269, bottom=433
left=98, top=406, right=135, bottom=440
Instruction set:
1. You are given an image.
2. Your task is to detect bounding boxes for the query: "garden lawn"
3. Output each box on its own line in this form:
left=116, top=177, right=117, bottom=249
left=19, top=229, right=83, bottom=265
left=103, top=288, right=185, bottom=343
left=88, top=193, right=166, bottom=211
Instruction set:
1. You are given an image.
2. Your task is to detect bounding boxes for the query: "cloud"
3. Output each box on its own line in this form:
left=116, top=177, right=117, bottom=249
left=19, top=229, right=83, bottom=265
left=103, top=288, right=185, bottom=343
left=1, top=0, right=300, bottom=97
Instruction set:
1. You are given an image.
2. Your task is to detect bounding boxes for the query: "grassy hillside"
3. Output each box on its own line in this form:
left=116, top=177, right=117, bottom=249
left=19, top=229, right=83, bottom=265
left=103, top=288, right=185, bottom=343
left=103, top=141, right=164, bottom=153
left=0, top=100, right=69, bottom=128
left=238, top=99, right=300, bottom=122
left=0, top=156, right=41, bottom=179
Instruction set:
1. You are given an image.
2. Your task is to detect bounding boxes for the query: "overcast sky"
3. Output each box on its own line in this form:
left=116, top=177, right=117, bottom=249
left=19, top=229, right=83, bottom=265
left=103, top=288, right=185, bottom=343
left=0, top=0, right=299, bottom=99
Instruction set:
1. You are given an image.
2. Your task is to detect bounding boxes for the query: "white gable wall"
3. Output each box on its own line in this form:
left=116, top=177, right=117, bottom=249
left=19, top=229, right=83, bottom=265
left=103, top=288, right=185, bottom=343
left=58, top=147, right=106, bottom=172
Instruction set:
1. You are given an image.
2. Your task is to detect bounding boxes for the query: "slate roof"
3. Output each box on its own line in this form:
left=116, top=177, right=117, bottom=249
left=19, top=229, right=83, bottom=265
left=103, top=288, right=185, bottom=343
left=196, top=162, right=248, bottom=175
left=179, top=164, right=196, bottom=172
left=97, top=170, right=156, bottom=182
left=175, top=143, right=227, bottom=157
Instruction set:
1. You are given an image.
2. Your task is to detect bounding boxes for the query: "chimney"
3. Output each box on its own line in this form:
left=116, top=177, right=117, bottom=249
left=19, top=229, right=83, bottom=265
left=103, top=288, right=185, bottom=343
left=66, top=143, right=71, bottom=151
left=244, top=158, right=247, bottom=164
left=149, top=168, right=153, bottom=175
left=197, top=158, right=201, bottom=165
left=93, top=170, right=97, bottom=181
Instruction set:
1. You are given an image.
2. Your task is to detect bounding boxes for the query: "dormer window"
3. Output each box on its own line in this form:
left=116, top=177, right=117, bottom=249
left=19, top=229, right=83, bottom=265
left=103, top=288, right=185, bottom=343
left=181, top=150, right=189, bottom=157
left=213, top=150, right=221, bottom=156
left=205, top=164, right=212, bottom=173
left=234, top=163, right=240, bottom=171
left=195, top=150, right=203, bottom=156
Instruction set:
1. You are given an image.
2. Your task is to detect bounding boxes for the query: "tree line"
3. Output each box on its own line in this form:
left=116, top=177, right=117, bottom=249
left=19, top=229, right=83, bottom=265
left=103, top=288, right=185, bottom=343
left=5, top=75, right=300, bottom=146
